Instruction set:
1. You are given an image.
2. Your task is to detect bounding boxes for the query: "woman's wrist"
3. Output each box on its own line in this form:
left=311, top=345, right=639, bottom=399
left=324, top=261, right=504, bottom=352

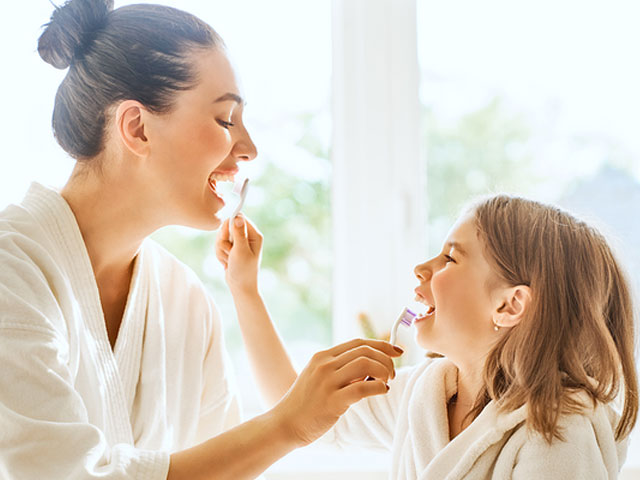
left=268, top=400, right=307, bottom=450
left=229, top=283, right=260, bottom=300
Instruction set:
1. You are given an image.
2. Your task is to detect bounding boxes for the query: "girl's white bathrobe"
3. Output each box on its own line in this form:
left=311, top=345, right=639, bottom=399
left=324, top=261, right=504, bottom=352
left=0, top=183, right=241, bottom=479
left=326, top=356, right=629, bottom=479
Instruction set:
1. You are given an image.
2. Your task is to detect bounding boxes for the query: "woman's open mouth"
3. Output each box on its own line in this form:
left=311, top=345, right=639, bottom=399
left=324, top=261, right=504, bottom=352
left=207, top=170, right=238, bottom=203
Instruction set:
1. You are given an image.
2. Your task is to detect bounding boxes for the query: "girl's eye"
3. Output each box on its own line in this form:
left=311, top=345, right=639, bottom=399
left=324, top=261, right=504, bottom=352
left=444, top=254, right=456, bottom=263
left=217, top=119, right=235, bottom=129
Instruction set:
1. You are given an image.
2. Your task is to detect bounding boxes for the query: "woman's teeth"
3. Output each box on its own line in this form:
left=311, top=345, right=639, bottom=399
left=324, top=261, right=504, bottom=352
left=209, top=172, right=236, bottom=183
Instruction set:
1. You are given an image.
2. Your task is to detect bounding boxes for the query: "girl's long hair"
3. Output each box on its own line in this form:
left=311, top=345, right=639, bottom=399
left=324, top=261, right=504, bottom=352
left=468, top=195, right=637, bottom=442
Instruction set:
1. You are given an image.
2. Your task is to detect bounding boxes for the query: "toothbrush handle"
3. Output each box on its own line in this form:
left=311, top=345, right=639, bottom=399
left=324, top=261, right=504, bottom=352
left=229, top=179, right=249, bottom=243
left=389, top=319, right=401, bottom=346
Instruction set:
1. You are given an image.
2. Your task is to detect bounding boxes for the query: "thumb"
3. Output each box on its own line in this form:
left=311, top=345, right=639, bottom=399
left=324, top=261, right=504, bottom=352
left=231, top=214, right=249, bottom=249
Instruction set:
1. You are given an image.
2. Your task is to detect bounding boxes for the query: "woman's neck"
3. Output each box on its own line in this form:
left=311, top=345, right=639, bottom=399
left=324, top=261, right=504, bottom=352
left=60, top=161, right=158, bottom=280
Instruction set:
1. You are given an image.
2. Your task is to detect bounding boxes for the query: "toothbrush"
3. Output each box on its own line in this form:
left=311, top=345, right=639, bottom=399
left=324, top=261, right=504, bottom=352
left=364, top=307, right=415, bottom=382
left=389, top=307, right=417, bottom=345
left=229, top=178, right=249, bottom=243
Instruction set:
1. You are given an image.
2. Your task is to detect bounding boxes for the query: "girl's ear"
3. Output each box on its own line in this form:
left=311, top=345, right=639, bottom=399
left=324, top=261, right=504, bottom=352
left=114, top=100, right=150, bottom=157
left=493, top=285, right=532, bottom=328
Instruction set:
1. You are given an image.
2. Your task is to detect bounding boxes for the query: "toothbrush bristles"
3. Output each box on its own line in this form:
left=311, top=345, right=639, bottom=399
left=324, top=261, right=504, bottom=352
left=390, top=307, right=417, bottom=346
left=400, top=308, right=416, bottom=326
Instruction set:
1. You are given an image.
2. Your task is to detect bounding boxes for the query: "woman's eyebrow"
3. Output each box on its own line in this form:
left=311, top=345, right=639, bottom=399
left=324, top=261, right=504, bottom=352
left=447, top=241, right=467, bottom=256
left=214, top=92, right=244, bottom=105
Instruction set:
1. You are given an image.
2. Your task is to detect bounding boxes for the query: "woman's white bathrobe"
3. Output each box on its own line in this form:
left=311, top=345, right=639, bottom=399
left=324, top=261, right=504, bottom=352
left=0, top=183, right=241, bottom=479
left=326, top=357, right=629, bottom=479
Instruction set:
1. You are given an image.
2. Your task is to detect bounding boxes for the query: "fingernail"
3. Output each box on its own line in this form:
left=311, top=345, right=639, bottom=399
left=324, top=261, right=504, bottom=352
left=393, top=345, right=404, bottom=354
left=234, top=216, right=244, bottom=227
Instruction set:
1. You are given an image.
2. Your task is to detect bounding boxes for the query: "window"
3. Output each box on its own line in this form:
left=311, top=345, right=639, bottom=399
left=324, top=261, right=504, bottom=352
left=417, top=0, right=640, bottom=472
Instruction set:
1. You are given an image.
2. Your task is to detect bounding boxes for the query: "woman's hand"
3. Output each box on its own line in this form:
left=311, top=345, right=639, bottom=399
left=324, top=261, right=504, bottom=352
left=272, top=338, right=404, bottom=447
left=215, top=214, right=263, bottom=295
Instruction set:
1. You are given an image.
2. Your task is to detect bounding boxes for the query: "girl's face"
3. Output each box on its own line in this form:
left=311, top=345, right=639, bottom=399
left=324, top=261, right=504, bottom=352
left=143, top=47, right=257, bottom=230
left=413, top=213, right=503, bottom=365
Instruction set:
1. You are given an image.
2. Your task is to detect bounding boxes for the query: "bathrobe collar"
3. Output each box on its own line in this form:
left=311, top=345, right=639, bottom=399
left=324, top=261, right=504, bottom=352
left=409, top=358, right=528, bottom=480
left=21, top=182, right=148, bottom=445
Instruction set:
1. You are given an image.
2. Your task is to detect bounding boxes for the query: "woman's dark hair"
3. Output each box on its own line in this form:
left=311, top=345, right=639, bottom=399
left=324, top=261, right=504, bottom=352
left=38, top=0, right=223, bottom=159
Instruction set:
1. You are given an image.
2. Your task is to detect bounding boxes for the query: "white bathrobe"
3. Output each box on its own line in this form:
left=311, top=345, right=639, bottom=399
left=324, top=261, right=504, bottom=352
left=326, top=357, right=629, bottom=479
left=0, top=183, right=241, bottom=479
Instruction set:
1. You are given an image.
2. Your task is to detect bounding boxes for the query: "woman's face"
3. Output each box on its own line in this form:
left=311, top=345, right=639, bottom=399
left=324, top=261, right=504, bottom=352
left=413, top=214, right=503, bottom=365
left=143, top=47, right=257, bottom=230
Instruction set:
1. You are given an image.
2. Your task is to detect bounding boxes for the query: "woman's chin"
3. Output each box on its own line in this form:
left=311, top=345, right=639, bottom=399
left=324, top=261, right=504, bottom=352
left=201, top=215, right=223, bottom=231
left=180, top=212, right=223, bottom=231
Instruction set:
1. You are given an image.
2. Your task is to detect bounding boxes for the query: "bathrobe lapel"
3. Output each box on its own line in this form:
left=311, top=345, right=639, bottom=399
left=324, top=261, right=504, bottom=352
left=129, top=248, right=171, bottom=450
left=22, top=183, right=140, bottom=446
left=112, top=248, right=147, bottom=420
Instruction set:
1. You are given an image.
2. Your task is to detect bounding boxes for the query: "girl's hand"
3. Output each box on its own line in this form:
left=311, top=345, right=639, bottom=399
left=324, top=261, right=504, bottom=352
left=215, top=214, right=264, bottom=295
left=272, top=338, right=404, bottom=447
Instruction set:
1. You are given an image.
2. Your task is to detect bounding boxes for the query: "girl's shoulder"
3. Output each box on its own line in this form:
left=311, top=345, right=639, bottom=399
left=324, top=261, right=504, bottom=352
left=510, top=397, right=626, bottom=478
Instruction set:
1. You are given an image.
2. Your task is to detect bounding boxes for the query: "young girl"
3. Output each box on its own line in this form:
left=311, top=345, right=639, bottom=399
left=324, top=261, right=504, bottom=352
left=218, top=194, right=638, bottom=478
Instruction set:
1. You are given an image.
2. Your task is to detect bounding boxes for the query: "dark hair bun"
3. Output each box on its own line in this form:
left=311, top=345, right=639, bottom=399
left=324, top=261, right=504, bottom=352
left=38, top=0, right=114, bottom=69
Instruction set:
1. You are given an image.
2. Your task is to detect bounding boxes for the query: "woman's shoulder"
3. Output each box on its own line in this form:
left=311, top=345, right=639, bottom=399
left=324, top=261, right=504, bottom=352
left=0, top=204, right=68, bottom=336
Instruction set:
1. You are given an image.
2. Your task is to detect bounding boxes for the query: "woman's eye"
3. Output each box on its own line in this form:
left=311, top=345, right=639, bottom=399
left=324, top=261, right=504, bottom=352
left=217, top=119, right=235, bottom=129
left=444, top=254, right=455, bottom=263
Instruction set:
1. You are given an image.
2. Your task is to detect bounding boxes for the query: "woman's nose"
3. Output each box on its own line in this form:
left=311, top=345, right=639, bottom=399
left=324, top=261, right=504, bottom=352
left=232, top=125, right=258, bottom=163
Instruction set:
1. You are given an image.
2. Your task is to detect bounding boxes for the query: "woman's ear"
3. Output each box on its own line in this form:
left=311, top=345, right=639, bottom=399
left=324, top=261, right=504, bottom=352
left=114, top=100, right=149, bottom=157
left=493, top=285, right=532, bottom=328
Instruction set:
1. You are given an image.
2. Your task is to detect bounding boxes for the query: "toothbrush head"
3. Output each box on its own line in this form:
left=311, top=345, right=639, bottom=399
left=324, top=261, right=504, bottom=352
left=389, top=307, right=417, bottom=346
left=399, top=308, right=416, bottom=327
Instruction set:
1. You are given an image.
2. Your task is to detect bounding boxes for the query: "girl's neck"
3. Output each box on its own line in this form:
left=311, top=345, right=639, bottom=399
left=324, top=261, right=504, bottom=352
left=454, top=363, right=485, bottom=409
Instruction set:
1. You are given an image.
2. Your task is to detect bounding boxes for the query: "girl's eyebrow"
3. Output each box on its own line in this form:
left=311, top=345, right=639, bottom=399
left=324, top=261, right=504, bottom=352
left=447, top=241, right=467, bottom=256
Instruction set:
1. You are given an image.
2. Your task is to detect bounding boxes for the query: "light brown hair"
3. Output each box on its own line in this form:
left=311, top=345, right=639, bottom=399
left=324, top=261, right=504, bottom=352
left=467, top=195, right=638, bottom=443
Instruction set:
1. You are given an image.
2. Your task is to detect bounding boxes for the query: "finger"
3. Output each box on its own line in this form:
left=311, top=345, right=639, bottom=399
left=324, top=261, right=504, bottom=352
left=327, top=338, right=404, bottom=358
left=217, top=218, right=231, bottom=243
left=243, top=216, right=264, bottom=250
left=334, top=356, right=393, bottom=387
left=216, top=251, right=229, bottom=265
left=217, top=240, right=231, bottom=255
left=332, top=345, right=396, bottom=379
left=231, top=214, right=250, bottom=249
left=338, top=379, right=389, bottom=405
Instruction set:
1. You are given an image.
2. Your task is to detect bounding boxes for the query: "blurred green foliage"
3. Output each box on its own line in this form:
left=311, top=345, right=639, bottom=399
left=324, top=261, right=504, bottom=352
left=423, top=97, right=536, bottom=254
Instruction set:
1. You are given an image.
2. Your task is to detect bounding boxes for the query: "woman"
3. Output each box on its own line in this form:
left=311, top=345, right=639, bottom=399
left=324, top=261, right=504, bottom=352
left=0, top=1, right=401, bottom=479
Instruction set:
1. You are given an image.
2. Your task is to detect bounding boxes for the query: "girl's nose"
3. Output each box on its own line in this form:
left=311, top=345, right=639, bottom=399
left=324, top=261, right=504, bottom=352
left=414, top=261, right=431, bottom=282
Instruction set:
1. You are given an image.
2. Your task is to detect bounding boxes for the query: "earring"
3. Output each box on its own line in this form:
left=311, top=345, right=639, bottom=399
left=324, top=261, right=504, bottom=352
left=493, top=320, right=500, bottom=332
